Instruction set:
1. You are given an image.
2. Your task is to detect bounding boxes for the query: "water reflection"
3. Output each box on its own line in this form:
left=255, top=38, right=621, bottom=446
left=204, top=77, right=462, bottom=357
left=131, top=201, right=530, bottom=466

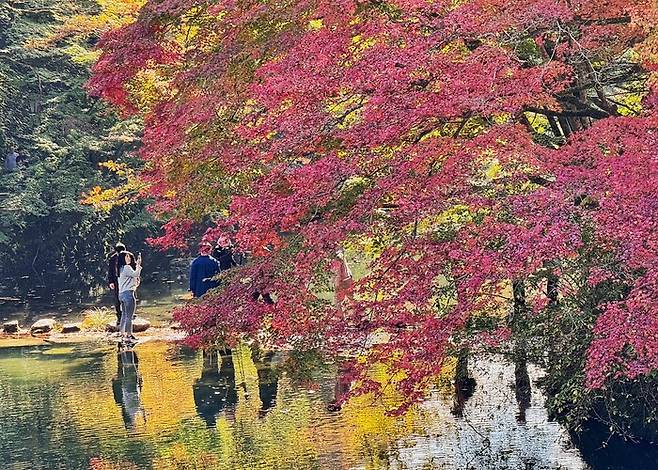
left=0, top=342, right=649, bottom=469
left=452, top=348, right=476, bottom=418
left=192, top=348, right=237, bottom=427
left=112, top=346, right=146, bottom=431
left=191, top=346, right=283, bottom=427
left=514, top=353, right=532, bottom=424
left=253, top=350, right=279, bottom=415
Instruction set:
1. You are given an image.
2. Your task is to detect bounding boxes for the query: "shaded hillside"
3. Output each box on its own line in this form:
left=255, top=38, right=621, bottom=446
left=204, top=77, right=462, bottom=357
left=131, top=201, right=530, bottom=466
left=0, top=0, right=158, bottom=296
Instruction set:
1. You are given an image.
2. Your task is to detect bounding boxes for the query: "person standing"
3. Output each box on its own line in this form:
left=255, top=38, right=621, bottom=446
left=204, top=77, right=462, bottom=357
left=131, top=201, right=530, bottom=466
left=118, top=251, right=142, bottom=342
left=212, top=240, right=238, bottom=272
left=332, top=249, right=353, bottom=314
left=4, top=149, right=18, bottom=172
left=189, top=243, right=220, bottom=298
left=108, top=243, right=126, bottom=326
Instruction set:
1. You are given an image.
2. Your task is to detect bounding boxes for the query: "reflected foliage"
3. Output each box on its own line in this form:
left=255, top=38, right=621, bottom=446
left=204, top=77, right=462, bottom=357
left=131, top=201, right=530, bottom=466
left=3, top=342, right=633, bottom=469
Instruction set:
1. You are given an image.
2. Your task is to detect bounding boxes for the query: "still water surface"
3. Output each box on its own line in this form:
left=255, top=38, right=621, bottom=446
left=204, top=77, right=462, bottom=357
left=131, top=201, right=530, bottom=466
left=0, top=340, right=607, bottom=470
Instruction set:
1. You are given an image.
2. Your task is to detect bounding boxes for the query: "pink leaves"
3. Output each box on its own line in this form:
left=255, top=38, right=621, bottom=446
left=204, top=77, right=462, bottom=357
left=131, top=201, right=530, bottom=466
left=88, top=22, right=180, bottom=113
left=586, top=298, right=658, bottom=389
left=89, top=0, right=658, bottom=402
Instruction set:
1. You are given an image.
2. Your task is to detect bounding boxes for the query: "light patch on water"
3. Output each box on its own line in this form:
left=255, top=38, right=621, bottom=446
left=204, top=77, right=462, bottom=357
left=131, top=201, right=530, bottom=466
left=0, top=344, right=595, bottom=469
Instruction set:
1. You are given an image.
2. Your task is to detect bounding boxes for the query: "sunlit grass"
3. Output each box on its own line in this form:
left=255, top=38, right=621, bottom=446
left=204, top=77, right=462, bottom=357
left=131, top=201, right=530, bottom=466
left=80, top=307, right=115, bottom=331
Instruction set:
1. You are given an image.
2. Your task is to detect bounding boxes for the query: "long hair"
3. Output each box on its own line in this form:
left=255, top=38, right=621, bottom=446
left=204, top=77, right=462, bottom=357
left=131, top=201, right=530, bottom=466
left=118, top=251, right=137, bottom=272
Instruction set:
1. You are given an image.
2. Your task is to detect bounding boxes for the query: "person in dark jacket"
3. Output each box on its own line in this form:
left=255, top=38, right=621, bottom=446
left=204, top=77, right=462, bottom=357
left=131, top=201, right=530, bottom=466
left=108, top=242, right=126, bottom=325
left=189, top=243, right=220, bottom=298
left=212, top=239, right=241, bottom=271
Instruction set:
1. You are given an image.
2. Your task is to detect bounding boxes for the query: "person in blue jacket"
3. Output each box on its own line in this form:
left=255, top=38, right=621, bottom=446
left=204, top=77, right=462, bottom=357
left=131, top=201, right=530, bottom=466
left=189, top=242, right=221, bottom=298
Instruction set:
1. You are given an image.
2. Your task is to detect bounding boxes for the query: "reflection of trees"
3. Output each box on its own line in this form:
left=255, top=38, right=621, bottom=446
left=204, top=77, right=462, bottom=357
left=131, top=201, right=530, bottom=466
left=452, top=348, right=476, bottom=418
left=7, top=343, right=580, bottom=469
left=336, top=363, right=419, bottom=469
left=61, top=342, right=200, bottom=463
left=112, top=346, right=146, bottom=431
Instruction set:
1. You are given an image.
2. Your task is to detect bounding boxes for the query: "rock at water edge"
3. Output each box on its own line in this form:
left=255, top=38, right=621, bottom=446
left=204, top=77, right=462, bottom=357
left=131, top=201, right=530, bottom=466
left=31, top=318, right=57, bottom=334
left=106, top=323, right=119, bottom=333
left=132, top=318, right=151, bottom=333
left=61, top=323, right=81, bottom=334
left=2, top=320, right=19, bottom=334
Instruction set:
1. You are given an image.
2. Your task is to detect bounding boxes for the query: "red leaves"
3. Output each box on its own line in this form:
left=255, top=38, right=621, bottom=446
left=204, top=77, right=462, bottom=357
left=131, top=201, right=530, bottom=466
left=91, top=0, right=658, bottom=403
left=87, top=21, right=180, bottom=113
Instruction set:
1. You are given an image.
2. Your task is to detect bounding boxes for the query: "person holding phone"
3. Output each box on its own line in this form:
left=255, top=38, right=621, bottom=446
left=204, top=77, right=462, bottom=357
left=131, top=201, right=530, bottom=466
left=117, top=251, right=142, bottom=342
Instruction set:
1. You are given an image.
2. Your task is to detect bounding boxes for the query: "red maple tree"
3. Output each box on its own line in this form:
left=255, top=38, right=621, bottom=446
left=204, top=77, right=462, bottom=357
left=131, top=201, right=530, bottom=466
left=89, top=0, right=658, bottom=403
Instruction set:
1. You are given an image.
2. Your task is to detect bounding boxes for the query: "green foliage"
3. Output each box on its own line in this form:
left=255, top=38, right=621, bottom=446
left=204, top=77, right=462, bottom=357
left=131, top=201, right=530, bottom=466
left=520, top=254, right=658, bottom=441
left=0, top=0, right=159, bottom=294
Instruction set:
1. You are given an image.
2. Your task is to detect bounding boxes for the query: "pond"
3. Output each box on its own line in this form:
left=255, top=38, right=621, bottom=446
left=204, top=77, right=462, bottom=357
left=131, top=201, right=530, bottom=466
left=1, top=338, right=637, bottom=470
left=0, top=282, right=188, bottom=328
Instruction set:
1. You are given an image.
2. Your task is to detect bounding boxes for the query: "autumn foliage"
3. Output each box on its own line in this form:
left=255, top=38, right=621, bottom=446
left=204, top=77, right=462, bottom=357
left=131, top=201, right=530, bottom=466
left=89, top=0, right=658, bottom=402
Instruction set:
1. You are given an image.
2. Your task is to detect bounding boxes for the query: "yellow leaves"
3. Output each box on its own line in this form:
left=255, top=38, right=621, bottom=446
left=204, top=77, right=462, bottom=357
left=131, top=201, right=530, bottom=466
left=614, top=91, right=643, bottom=116
left=524, top=111, right=552, bottom=135
left=439, top=39, right=470, bottom=58
left=484, top=159, right=503, bottom=180
left=349, top=34, right=378, bottom=57
left=347, top=232, right=395, bottom=260
left=411, top=204, right=474, bottom=237
left=81, top=161, right=147, bottom=213
left=127, top=68, right=172, bottom=111
left=30, top=0, right=145, bottom=49
left=325, top=93, right=366, bottom=129
left=492, top=113, right=512, bottom=125
left=308, top=19, right=324, bottom=31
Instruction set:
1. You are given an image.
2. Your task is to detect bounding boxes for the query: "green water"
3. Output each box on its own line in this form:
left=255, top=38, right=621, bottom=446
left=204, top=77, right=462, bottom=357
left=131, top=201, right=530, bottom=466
left=0, top=283, right=188, bottom=328
left=0, top=340, right=597, bottom=470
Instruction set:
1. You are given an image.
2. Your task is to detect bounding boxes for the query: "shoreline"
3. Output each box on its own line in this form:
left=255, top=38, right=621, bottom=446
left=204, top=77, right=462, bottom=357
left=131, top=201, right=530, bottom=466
left=0, top=325, right=187, bottom=349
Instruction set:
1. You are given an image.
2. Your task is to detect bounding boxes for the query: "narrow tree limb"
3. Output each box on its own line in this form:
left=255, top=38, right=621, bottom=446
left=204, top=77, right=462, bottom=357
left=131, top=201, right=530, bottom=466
left=524, top=106, right=610, bottom=120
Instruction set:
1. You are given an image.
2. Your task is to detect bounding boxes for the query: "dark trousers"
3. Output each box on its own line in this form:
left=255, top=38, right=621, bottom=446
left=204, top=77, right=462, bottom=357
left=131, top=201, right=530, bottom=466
left=113, top=285, right=122, bottom=324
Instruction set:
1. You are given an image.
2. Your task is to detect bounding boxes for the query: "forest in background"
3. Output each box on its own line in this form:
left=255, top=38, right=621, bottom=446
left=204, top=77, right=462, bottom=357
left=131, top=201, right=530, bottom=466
left=0, top=0, right=162, bottom=296
left=3, top=0, right=658, bottom=448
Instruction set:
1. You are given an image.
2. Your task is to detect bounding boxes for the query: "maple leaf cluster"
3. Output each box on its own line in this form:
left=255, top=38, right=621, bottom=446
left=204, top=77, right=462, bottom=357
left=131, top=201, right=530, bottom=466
left=89, top=0, right=658, bottom=402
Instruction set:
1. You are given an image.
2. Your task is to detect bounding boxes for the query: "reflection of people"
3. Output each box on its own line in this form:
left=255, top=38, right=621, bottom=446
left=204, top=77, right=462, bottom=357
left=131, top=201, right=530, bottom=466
left=108, top=242, right=127, bottom=326
left=253, top=351, right=279, bottom=415
left=192, top=349, right=237, bottom=427
left=112, top=346, right=146, bottom=430
left=327, top=362, right=352, bottom=412
left=118, top=251, right=142, bottom=342
left=189, top=243, right=220, bottom=298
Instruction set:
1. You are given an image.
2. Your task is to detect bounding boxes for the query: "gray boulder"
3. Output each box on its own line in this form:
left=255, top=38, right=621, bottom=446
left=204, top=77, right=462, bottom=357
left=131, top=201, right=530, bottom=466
left=132, top=317, right=151, bottom=333
left=2, top=320, right=19, bottom=333
left=31, top=318, right=57, bottom=334
left=61, top=323, right=81, bottom=334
